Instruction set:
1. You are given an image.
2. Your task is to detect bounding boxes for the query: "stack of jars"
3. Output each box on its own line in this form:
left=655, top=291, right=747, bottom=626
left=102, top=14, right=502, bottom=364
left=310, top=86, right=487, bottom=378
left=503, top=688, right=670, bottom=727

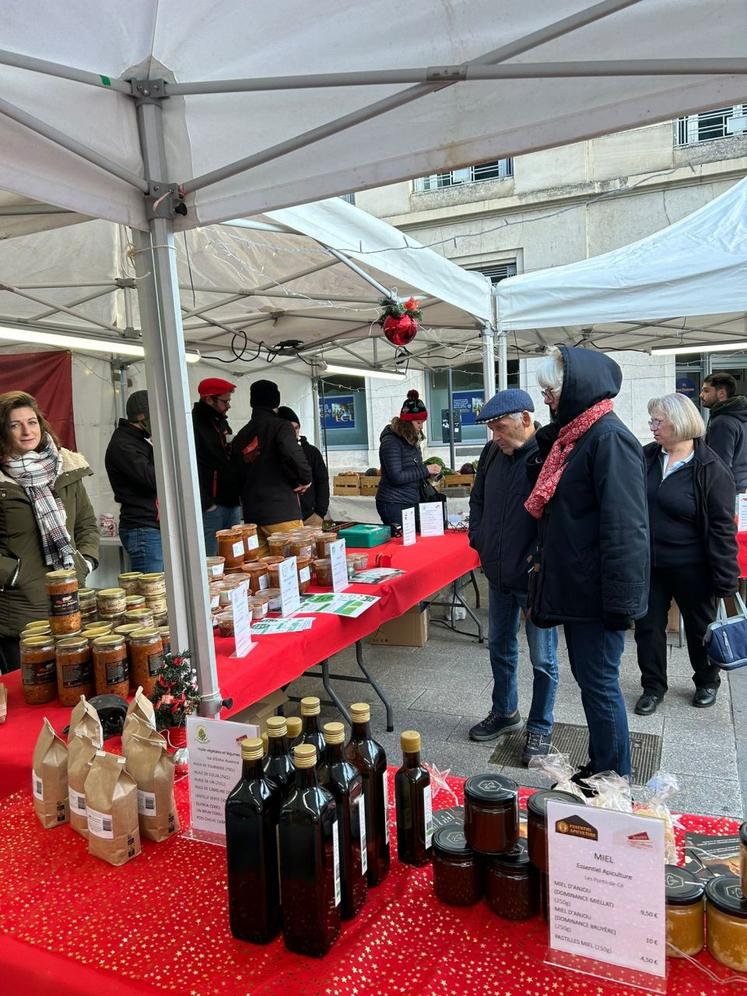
left=138, top=572, right=168, bottom=627
left=96, top=587, right=127, bottom=628
left=78, top=588, right=97, bottom=626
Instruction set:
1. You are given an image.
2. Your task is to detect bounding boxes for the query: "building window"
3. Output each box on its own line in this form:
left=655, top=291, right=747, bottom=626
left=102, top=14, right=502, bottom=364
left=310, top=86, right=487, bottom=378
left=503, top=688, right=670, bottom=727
left=677, top=104, right=746, bottom=145
left=338, top=193, right=356, bottom=205
left=318, top=374, right=368, bottom=450
left=470, top=261, right=518, bottom=284
left=426, top=360, right=519, bottom=449
left=413, top=158, right=513, bottom=192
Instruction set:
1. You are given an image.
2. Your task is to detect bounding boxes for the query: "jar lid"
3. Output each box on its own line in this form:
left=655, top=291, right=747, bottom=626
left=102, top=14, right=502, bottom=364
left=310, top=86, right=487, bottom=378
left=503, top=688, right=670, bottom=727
left=56, top=636, right=90, bottom=651
left=98, top=587, right=126, bottom=597
left=139, top=573, right=164, bottom=581
left=92, top=634, right=126, bottom=648
left=114, top=624, right=141, bottom=635
left=433, top=824, right=471, bottom=857
left=526, top=789, right=585, bottom=819
left=314, top=558, right=331, bottom=567
left=130, top=627, right=160, bottom=639
left=118, top=572, right=143, bottom=580
left=21, top=634, right=54, bottom=646
left=46, top=568, right=76, bottom=580
left=488, top=839, right=529, bottom=868
left=665, top=865, right=705, bottom=905
left=464, top=773, right=518, bottom=804
left=740, top=821, right=747, bottom=847
left=705, top=874, right=747, bottom=918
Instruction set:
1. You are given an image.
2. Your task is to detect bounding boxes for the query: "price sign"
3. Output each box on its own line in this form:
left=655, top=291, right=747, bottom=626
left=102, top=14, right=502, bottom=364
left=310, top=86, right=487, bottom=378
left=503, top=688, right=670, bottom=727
left=229, top=580, right=253, bottom=659
left=418, top=502, right=444, bottom=537
left=278, top=555, right=301, bottom=617
left=329, top=538, right=349, bottom=593
left=401, top=507, right=416, bottom=546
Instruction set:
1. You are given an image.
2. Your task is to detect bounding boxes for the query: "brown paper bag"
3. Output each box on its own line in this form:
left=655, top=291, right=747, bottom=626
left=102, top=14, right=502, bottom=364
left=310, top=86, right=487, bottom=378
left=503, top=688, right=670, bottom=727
left=0, top=682, right=7, bottom=724
left=67, top=733, right=98, bottom=837
left=126, top=686, right=156, bottom=727
left=32, top=717, right=69, bottom=829
left=84, top=751, right=141, bottom=865
left=68, top=695, right=103, bottom=748
left=124, top=725, right=180, bottom=842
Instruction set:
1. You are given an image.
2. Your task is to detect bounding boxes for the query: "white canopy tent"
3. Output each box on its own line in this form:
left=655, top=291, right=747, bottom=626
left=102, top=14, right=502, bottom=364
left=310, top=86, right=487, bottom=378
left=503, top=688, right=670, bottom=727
left=495, top=175, right=747, bottom=352
left=1, top=0, right=746, bottom=714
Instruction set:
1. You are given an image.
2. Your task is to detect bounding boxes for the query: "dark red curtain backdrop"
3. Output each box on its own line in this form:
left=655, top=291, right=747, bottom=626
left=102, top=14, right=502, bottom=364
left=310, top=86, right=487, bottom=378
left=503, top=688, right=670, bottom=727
left=0, top=350, right=76, bottom=449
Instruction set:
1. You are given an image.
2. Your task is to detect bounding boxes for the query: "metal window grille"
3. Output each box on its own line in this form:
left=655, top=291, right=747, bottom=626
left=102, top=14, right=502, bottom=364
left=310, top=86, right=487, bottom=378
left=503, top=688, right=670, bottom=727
left=338, top=192, right=356, bottom=205
left=413, top=158, right=513, bottom=192
left=676, top=104, right=746, bottom=145
left=471, top=261, right=517, bottom=284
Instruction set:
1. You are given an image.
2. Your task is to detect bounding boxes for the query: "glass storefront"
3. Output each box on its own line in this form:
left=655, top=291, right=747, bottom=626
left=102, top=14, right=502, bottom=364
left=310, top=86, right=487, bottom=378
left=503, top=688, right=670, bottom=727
left=426, top=360, right=519, bottom=447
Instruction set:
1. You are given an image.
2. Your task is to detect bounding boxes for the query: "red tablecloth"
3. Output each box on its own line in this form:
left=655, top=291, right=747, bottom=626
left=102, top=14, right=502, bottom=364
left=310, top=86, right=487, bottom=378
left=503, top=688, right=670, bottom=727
left=738, top=532, right=747, bottom=578
left=0, top=534, right=479, bottom=799
left=0, top=774, right=741, bottom=996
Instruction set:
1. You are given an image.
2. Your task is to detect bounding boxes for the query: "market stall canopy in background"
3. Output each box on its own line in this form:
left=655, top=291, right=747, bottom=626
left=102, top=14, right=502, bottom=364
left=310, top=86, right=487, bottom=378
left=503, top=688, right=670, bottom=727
left=0, top=0, right=746, bottom=232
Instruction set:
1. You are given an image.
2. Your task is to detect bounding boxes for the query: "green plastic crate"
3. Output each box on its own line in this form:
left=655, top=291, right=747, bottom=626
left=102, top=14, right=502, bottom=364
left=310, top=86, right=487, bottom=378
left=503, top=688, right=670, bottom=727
left=337, top=523, right=391, bottom=548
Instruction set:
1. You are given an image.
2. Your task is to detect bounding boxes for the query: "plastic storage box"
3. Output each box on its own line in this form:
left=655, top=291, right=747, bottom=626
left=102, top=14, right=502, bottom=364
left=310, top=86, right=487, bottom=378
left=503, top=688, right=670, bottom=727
left=337, top=524, right=391, bottom=548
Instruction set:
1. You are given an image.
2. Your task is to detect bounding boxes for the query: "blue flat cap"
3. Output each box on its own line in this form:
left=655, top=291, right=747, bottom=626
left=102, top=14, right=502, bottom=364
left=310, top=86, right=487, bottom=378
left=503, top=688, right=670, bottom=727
left=476, top=388, right=534, bottom=422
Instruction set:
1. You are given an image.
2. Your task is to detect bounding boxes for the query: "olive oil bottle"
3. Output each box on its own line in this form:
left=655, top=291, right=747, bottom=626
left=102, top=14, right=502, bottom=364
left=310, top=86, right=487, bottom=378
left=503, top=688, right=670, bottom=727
left=343, top=702, right=390, bottom=886
left=395, top=730, right=433, bottom=866
left=298, top=696, right=326, bottom=762
left=263, top=715, right=294, bottom=795
left=285, top=715, right=303, bottom=747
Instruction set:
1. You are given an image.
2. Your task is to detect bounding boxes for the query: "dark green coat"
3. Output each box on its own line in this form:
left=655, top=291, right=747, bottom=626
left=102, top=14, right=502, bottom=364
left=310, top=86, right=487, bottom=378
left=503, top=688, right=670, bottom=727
left=0, top=449, right=100, bottom=637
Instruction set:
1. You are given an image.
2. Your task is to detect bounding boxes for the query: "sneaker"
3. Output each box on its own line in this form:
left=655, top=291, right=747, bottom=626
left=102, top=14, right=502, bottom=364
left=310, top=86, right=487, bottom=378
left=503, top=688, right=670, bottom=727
left=521, top=730, right=552, bottom=766
left=468, top=710, right=523, bottom=742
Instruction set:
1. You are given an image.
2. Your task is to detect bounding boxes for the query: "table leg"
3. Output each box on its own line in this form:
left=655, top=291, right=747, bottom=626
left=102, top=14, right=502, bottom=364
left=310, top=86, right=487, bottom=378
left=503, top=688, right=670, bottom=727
left=320, top=658, right=351, bottom=725
left=469, top=570, right=480, bottom=609
left=293, top=651, right=394, bottom=732
left=355, top=641, right=394, bottom=732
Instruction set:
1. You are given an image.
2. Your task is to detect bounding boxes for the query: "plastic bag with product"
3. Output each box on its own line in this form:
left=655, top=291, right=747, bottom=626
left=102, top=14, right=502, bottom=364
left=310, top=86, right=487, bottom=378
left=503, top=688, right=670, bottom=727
left=586, top=771, right=633, bottom=812
left=633, top=771, right=679, bottom=864
left=527, top=752, right=587, bottom=802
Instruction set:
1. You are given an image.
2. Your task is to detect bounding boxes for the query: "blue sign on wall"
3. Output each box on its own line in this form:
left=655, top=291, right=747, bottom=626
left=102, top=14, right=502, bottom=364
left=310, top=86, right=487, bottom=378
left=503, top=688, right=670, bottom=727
left=321, top=395, right=356, bottom=430
left=452, top=390, right=484, bottom=426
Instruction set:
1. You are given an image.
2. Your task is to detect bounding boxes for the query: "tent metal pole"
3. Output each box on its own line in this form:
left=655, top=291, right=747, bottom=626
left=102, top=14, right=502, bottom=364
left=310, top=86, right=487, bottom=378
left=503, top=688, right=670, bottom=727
left=325, top=248, right=393, bottom=300
left=311, top=363, right=323, bottom=450
left=492, top=289, right=508, bottom=391
left=482, top=325, right=496, bottom=401
left=1, top=283, right=132, bottom=334
left=133, top=95, right=222, bottom=718
left=29, top=286, right=117, bottom=323
left=0, top=95, right=148, bottom=192
left=447, top=365, right=456, bottom=471
left=0, top=47, right=131, bottom=92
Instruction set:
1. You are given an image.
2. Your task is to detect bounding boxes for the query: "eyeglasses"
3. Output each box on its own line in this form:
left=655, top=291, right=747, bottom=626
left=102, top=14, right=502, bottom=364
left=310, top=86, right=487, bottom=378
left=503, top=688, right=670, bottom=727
left=540, top=388, right=555, bottom=400
left=214, top=396, right=232, bottom=406
left=648, top=418, right=665, bottom=429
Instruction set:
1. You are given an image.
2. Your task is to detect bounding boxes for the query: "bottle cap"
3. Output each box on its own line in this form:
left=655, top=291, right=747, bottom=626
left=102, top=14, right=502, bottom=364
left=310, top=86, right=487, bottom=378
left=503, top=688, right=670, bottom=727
left=266, top=716, right=288, bottom=737
left=293, top=744, right=317, bottom=768
left=240, top=737, right=264, bottom=761
left=401, top=730, right=421, bottom=753
left=350, top=702, right=371, bottom=722
left=285, top=716, right=303, bottom=739
left=323, top=722, right=345, bottom=745
left=300, top=696, right=320, bottom=716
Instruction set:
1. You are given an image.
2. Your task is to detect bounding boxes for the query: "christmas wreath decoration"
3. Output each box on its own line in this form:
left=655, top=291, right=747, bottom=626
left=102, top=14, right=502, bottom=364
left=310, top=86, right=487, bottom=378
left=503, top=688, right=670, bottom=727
left=150, top=650, right=201, bottom=730
left=378, top=296, right=423, bottom=347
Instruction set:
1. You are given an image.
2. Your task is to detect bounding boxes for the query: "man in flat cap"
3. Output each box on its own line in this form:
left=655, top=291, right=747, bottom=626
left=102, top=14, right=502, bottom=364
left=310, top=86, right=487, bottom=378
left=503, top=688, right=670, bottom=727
left=467, top=389, right=558, bottom=764
left=105, top=389, right=163, bottom=572
left=192, top=377, right=241, bottom=556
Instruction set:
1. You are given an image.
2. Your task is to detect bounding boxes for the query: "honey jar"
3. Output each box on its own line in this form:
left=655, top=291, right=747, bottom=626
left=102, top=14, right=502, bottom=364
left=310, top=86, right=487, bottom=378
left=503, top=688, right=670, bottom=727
left=665, top=864, right=704, bottom=958
left=315, top=532, right=337, bottom=558
left=45, top=569, right=81, bottom=636
left=526, top=789, right=585, bottom=873
left=314, top=558, right=332, bottom=586
left=96, top=587, right=127, bottom=618
left=297, top=555, right=312, bottom=594
left=118, top=571, right=143, bottom=595
left=92, top=634, right=129, bottom=697
left=247, top=595, right=270, bottom=621
left=216, top=611, right=234, bottom=637
left=138, top=572, right=166, bottom=598
left=485, top=840, right=538, bottom=921
left=706, top=875, right=747, bottom=971
left=55, top=636, right=94, bottom=706
left=288, top=534, right=314, bottom=560
left=432, top=825, right=482, bottom=907
left=464, top=774, right=519, bottom=855
left=217, top=528, right=245, bottom=569
left=128, top=628, right=164, bottom=697
left=264, top=587, right=282, bottom=612
left=206, top=556, right=225, bottom=579
left=267, top=533, right=290, bottom=558
left=20, top=634, right=57, bottom=705
left=263, top=557, right=284, bottom=588
left=238, top=523, right=259, bottom=561
left=243, top=562, right=269, bottom=594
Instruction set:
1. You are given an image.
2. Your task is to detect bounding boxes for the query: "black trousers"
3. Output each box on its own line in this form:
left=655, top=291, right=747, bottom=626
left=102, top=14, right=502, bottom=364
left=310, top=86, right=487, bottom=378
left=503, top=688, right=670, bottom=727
left=634, top=564, right=719, bottom=696
left=0, top=635, right=20, bottom=674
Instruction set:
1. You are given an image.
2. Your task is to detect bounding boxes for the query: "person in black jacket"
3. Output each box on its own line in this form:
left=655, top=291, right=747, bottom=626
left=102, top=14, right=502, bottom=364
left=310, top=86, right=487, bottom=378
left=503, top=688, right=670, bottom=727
left=104, top=390, right=162, bottom=572
left=634, top=393, right=738, bottom=714
left=526, top=346, right=649, bottom=779
left=277, top=406, right=330, bottom=526
left=376, top=390, right=441, bottom=529
left=700, top=372, right=747, bottom=492
left=232, top=379, right=311, bottom=557
left=468, top=389, right=558, bottom=763
left=192, top=377, right=241, bottom=556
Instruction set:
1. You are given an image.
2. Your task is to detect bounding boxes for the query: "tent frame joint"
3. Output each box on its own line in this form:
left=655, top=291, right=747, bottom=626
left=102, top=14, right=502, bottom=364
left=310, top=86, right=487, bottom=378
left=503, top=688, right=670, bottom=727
left=145, top=181, right=188, bottom=221
left=130, top=78, right=170, bottom=105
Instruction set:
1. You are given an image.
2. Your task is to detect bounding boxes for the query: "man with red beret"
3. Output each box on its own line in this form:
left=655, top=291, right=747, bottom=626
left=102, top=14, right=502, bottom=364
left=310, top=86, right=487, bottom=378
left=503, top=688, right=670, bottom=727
left=192, top=377, right=241, bottom=555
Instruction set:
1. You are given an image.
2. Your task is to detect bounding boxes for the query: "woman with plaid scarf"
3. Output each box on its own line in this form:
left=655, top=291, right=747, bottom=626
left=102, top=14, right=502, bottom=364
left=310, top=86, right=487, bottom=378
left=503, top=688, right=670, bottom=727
left=0, top=391, right=99, bottom=673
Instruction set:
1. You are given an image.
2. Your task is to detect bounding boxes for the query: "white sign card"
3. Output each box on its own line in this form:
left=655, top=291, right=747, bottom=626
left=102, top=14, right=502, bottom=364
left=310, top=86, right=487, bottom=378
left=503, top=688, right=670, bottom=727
left=418, top=502, right=444, bottom=537
left=330, top=538, right=349, bottom=593
left=737, top=492, right=747, bottom=532
left=186, top=716, right=258, bottom=842
left=401, top=506, right=416, bottom=546
left=229, top=580, right=253, bottom=659
left=278, top=554, right=301, bottom=617
left=546, top=801, right=666, bottom=984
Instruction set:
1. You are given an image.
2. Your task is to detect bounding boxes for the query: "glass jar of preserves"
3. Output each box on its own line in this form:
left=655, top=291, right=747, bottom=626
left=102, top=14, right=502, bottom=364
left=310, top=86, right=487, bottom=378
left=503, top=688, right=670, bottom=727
left=55, top=636, right=94, bottom=705
left=114, top=623, right=141, bottom=664
left=45, top=569, right=81, bottom=635
left=315, top=532, right=337, bottom=558
left=346, top=553, right=368, bottom=578
left=485, top=840, right=538, bottom=920
left=238, top=523, right=260, bottom=561
left=125, top=594, right=146, bottom=610
left=206, top=556, right=225, bottom=580
left=96, top=587, right=127, bottom=618
left=144, top=595, right=167, bottom=615
left=23, top=620, right=52, bottom=636
left=526, top=789, right=585, bottom=873
left=118, top=571, right=143, bottom=595
left=92, top=634, right=129, bottom=697
left=217, top=528, right=245, bottom=569
left=78, top=587, right=97, bottom=623
left=81, top=623, right=113, bottom=645
left=267, top=533, right=290, bottom=558
left=152, top=609, right=168, bottom=628
left=705, top=875, right=747, bottom=971
left=464, top=774, right=519, bottom=855
left=216, top=611, right=234, bottom=637
left=265, top=559, right=284, bottom=589
left=124, top=607, right=155, bottom=629
left=158, top=626, right=171, bottom=657
left=289, top=535, right=313, bottom=560
left=244, top=563, right=269, bottom=594
left=665, top=864, right=704, bottom=958
left=314, top=558, right=332, bottom=586
left=264, top=587, right=282, bottom=612
left=129, top=628, right=164, bottom=697
left=20, top=634, right=57, bottom=705
left=296, top=555, right=312, bottom=594
left=138, top=572, right=166, bottom=598
left=247, top=595, right=269, bottom=621
left=432, top=825, right=482, bottom=906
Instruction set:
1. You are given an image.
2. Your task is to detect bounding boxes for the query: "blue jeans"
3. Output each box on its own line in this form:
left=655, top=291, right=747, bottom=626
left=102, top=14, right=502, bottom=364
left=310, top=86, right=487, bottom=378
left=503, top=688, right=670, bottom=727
left=202, top=504, right=241, bottom=556
left=563, top=621, right=631, bottom=777
left=489, top=584, right=558, bottom=735
left=120, top=527, right=164, bottom=573
left=376, top=499, right=418, bottom=531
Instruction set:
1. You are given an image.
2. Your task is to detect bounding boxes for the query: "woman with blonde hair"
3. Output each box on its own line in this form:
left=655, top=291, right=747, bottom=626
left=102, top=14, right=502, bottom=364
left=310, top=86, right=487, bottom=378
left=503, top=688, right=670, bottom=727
left=634, top=392, right=738, bottom=714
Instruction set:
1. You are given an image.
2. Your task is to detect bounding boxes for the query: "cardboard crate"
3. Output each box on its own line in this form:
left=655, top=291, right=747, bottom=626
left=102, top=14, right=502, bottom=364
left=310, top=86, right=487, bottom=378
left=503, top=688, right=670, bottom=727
left=333, top=473, right=361, bottom=496
left=368, top=606, right=429, bottom=647
left=359, top=476, right=380, bottom=496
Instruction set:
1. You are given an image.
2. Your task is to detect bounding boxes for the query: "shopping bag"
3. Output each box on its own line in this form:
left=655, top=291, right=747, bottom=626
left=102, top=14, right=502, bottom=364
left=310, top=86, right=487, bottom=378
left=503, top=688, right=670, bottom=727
left=703, top=593, right=747, bottom=671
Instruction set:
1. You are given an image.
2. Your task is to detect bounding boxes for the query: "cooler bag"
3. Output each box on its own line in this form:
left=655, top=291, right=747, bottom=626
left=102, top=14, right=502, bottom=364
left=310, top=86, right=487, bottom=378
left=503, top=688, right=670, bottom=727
left=704, top=593, right=747, bottom=671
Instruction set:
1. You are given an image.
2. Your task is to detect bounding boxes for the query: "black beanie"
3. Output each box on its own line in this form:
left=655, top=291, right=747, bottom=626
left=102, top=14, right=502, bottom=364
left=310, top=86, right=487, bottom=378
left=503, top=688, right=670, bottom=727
left=399, top=389, right=427, bottom=422
left=126, top=390, right=149, bottom=421
left=250, top=379, right=281, bottom=409
left=277, top=405, right=300, bottom=425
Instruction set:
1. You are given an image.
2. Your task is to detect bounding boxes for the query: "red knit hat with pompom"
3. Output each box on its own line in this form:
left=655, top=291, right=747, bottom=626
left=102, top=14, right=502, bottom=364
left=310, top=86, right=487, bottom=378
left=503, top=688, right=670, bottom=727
left=400, top=389, right=428, bottom=422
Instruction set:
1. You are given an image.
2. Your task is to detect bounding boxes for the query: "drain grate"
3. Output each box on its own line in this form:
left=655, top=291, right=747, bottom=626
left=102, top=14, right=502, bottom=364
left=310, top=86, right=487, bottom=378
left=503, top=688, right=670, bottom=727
left=488, top=723, right=662, bottom=785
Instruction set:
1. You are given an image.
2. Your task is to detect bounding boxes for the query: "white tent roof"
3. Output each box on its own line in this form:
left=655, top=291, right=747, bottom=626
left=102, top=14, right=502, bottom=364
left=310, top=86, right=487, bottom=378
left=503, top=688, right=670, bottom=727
left=1, top=0, right=746, bottom=230
left=496, top=176, right=747, bottom=352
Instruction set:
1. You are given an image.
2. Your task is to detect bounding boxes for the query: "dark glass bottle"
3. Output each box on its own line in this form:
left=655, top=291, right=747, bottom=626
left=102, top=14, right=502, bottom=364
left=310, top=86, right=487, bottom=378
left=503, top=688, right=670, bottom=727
left=263, top=715, right=294, bottom=795
left=285, top=715, right=303, bottom=747
left=279, top=744, right=341, bottom=957
left=319, top=721, right=367, bottom=920
left=343, top=701, right=390, bottom=887
left=299, top=696, right=326, bottom=763
left=395, top=730, right=433, bottom=866
left=225, top=736, right=282, bottom=944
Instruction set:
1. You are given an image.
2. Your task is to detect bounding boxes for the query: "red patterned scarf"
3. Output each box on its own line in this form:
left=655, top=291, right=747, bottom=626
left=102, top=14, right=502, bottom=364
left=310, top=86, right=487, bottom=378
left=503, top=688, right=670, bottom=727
left=524, top=399, right=614, bottom=519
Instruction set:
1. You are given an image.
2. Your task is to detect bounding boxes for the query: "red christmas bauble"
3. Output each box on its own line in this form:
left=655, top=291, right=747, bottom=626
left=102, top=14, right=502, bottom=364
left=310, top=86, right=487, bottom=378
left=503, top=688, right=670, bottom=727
left=383, top=314, right=418, bottom=346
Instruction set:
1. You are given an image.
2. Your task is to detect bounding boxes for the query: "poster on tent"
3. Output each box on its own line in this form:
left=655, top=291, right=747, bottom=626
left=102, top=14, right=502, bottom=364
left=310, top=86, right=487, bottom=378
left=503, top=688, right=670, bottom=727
left=452, top=390, right=485, bottom=426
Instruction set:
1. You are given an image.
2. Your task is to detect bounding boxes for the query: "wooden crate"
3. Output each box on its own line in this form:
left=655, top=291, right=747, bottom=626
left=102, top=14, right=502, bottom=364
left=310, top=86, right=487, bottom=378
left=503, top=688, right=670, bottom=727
left=333, top=473, right=360, bottom=496
left=359, top=476, right=380, bottom=496
left=443, top=473, right=475, bottom=492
